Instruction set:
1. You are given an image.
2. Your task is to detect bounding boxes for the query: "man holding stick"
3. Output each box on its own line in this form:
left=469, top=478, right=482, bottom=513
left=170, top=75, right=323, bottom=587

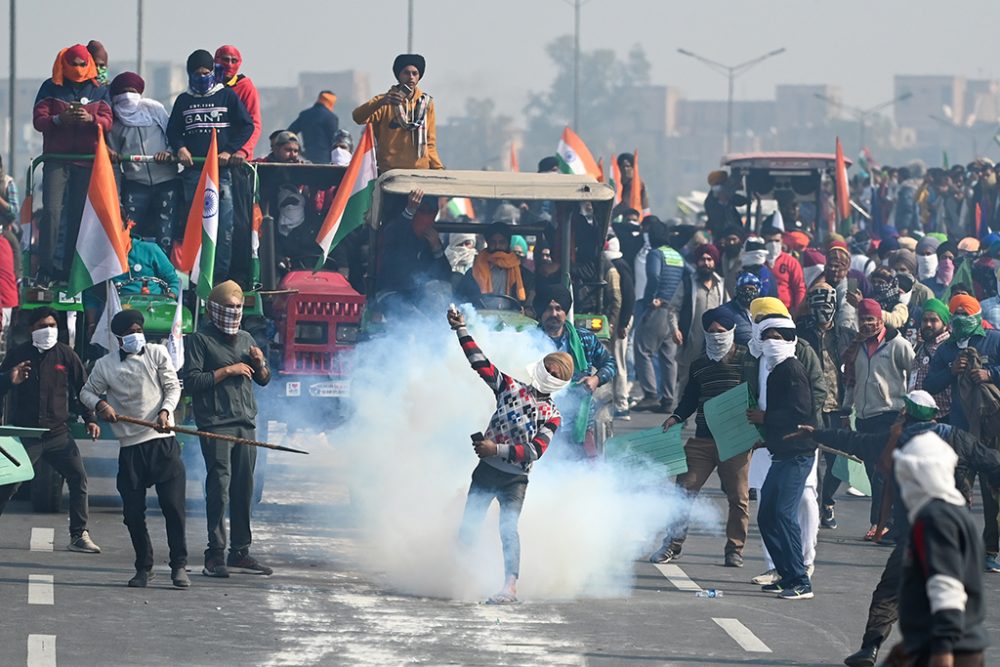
left=80, top=310, right=187, bottom=588
left=184, top=280, right=272, bottom=578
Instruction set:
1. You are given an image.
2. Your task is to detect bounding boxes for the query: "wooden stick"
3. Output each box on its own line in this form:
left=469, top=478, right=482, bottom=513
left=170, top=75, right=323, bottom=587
left=115, top=415, right=309, bottom=454
left=816, top=443, right=864, bottom=464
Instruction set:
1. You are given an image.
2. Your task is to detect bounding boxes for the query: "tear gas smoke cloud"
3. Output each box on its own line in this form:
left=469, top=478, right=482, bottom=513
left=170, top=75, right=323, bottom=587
left=302, top=306, right=721, bottom=600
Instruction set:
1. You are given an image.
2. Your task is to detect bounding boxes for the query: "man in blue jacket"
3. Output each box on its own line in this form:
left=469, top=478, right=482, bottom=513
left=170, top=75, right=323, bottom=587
left=166, top=49, right=253, bottom=285
left=288, top=91, right=340, bottom=164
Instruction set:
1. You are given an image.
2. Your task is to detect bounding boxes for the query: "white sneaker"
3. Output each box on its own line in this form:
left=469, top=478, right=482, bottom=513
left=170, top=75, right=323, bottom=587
left=750, top=568, right=779, bottom=585
left=846, top=486, right=866, bottom=497
left=67, top=530, right=101, bottom=554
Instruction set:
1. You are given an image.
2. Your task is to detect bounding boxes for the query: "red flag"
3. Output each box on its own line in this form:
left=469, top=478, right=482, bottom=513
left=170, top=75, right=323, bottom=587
left=509, top=143, right=519, bottom=172
left=629, top=149, right=643, bottom=214
left=611, top=156, right=622, bottom=203
left=835, top=138, right=850, bottom=221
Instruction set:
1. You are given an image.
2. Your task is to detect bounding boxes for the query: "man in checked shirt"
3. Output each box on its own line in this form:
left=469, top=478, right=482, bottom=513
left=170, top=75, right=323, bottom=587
left=448, top=306, right=573, bottom=605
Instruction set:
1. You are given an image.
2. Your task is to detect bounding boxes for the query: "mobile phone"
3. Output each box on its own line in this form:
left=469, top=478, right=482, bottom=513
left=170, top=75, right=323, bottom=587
left=70, top=101, right=83, bottom=109
left=471, top=432, right=485, bottom=444
left=397, top=83, right=413, bottom=97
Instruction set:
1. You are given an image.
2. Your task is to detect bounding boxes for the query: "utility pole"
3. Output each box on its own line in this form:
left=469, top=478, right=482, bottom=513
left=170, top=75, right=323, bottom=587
left=407, top=0, right=414, bottom=52
left=136, top=0, right=144, bottom=77
left=8, top=0, right=15, bottom=175
left=677, top=47, right=786, bottom=154
left=562, top=0, right=588, bottom=132
left=815, top=91, right=913, bottom=156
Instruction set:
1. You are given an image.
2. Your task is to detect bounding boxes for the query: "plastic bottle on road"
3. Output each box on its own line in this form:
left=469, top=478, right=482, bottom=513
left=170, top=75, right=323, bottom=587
left=695, top=589, right=723, bottom=598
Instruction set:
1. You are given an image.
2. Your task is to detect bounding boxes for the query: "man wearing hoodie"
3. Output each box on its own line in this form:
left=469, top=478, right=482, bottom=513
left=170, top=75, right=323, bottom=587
left=214, top=46, right=260, bottom=160
left=107, top=72, right=179, bottom=253
left=760, top=224, right=806, bottom=312
left=166, top=50, right=253, bottom=284
left=449, top=307, right=571, bottom=605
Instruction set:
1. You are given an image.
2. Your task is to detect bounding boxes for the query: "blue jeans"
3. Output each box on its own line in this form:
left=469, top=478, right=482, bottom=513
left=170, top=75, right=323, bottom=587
left=181, top=167, right=233, bottom=283
left=458, top=461, right=528, bottom=580
left=759, top=453, right=814, bottom=588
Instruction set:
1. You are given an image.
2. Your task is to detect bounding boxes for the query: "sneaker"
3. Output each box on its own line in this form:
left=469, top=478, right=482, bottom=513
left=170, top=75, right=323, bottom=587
left=614, top=409, right=631, bottom=421
left=724, top=552, right=744, bottom=568
left=985, top=554, right=1000, bottom=573
left=846, top=486, right=866, bottom=497
left=202, top=553, right=230, bottom=578
left=654, top=399, right=671, bottom=414
left=750, top=568, right=779, bottom=585
left=68, top=530, right=102, bottom=554
left=648, top=545, right=679, bottom=564
left=632, top=397, right=660, bottom=412
left=128, top=568, right=155, bottom=588
left=820, top=505, right=838, bottom=529
left=760, top=581, right=784, bottom=593
left=171, top=567, right=191, bottom=588
left=778, top=583, right=814, bottom=600
left=227, top=551, right=274, bottom=575
left=844, top=645, right=880, bottom=667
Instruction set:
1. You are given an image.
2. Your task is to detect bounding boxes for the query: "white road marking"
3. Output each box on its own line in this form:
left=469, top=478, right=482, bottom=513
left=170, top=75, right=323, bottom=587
left=28, top=574, right=54, bottom=605
left=712, top=618, right=772, bottom=653
left=27, top=634, right=57, bottom=666
left=653, top=563, right=702, bottom=592
left=30, top=527, right=54, bottom=552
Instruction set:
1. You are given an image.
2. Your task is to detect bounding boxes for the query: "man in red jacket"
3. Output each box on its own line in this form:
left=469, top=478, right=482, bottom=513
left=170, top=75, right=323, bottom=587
left=214, top=45, right=260, bottom=160
left=32, top=45, right=113, bottom=284
left=761, top=224, right=806, bottom=313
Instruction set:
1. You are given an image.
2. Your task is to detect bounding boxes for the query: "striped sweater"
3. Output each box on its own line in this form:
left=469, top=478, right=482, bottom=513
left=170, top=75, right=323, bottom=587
left=457, top=326, right=561, bottom=475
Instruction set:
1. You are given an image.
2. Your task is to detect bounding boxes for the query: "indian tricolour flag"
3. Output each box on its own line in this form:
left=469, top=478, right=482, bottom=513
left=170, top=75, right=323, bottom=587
left=444, top=197, right=475, bottom=220
left=315, top=124, right=377, bottom=269
left=67, top=126, right=129, bottom=296
left=179, top=128, right=220, bottom=299
left=556, top=126, right=602, bottom=180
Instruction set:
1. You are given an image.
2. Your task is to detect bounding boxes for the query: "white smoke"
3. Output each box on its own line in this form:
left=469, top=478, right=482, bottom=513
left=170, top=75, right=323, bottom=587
left=296, top=306, right=720, bottom=600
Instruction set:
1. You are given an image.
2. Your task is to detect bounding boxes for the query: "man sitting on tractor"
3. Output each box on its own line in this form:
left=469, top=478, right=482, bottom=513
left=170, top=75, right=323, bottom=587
left=457, top=222, right=526, bottom=311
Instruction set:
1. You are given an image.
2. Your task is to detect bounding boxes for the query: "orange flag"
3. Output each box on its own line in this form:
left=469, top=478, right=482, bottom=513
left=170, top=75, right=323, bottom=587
left=509, top=143, right=519, bottom=172
left=835, top=138, right=850, bottom=221
left=611, top=156, right=622, bottom=203
left=629, top=149, right=643, bottom=214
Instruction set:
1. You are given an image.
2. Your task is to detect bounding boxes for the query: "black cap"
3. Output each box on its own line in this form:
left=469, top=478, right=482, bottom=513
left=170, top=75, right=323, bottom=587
left=392, top=53, right=426, bottom=78
left=186, top=49, right=214, bottom=74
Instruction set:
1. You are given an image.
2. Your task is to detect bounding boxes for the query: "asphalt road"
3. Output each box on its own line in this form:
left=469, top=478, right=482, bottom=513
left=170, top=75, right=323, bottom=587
left=1, top=411, right=998, bottom=667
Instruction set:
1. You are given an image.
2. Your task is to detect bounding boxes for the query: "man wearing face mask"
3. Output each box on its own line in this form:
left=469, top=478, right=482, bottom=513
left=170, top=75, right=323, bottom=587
left=460, top=222, right=526, bottom=309
left=652, top=307, right=751, bottom=568
left=32, top=44, right=113, bottom=284
left=737, top=236, right=777, bottom=300
left=107, top=72, right=180, bottom=253
left=166, top=49, right=254, bottom=283
left=80, top=311, right=188, bottom=588
left=797, top=281, right=852, bottom=529
left=844, top=298, right=915, bottom=540
left=851, top=267, right=909, bottom=332
left=214, top=45, right=261, bottom=161
left=0, top=307, right=100, bottom=553
left=703, top=170, right=745, bottom=241
left=86, top=40, right=109, bottom=86
left=916, top=235, right=942, bottom=287
left=719, top=224, right=747, bottom=299
left=890, top=249, right=934, bottom=309
left=760, top=224, right=805, bottom=312
left=184, top=281, right=272, bottom=578
left=925, top=241, right=957, bottom=298
left=330, top=130, right=354, bottom=167
left=718, top=271, right=759, bottom=346
left=668, top=244, right=725, bottom=400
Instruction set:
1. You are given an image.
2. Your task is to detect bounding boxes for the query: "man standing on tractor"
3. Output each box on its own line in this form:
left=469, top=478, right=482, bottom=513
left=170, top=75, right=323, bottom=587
left=184, top=281, right=272, bottom=578
left=352, top=53, right=443, bottom=172
left=0, top=307, right=101, bottom=553
left=289, top=91, right=340, bottom=164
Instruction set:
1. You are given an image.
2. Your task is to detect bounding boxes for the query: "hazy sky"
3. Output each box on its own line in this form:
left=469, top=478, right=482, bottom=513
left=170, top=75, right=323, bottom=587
left=5, top=0, right=1000, bottom=124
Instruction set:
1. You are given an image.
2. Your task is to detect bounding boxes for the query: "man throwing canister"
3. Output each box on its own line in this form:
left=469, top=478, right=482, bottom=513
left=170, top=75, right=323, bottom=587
left=184, top=280, right=272, bottom=578
left=80, top=310, right=187, bottom=588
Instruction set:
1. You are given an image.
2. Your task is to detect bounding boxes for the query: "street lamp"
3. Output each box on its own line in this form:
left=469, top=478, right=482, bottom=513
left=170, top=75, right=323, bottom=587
left=814, top=91, right=912, bottom=152
left=676, top=47, right=786, bottom=154
left=563, top=0, right=590, bottom=133
left=929, top=109, right=979, bottom=159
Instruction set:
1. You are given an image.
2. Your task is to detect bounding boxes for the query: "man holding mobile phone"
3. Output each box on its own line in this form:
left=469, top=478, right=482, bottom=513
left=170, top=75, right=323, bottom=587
left=352, top=53, right=443, bottom=173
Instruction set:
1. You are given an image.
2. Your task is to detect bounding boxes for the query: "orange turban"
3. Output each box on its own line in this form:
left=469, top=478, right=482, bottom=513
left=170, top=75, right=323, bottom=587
left=949, top=294, right=981, bottom=315
left=52, top=45, right=97, bottom=86
left=318, top=91, right=337, bottom=111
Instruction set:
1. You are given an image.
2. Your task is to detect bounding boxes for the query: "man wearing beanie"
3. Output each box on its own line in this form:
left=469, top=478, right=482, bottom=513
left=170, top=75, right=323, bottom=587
left=652, top=307, right=750, bottom=568
left=166, top=50, right=254, bottom=281
left=667, top=244, right=724, bottom=399
left=353, top=53, right=443, bottom=172
left=184, top=280, right=272, bottom=577
left=80, top=310, right=188, bottom=588
left=843, top=298, right=915, bottom=540
left=107, top=71, right=180, bottom=252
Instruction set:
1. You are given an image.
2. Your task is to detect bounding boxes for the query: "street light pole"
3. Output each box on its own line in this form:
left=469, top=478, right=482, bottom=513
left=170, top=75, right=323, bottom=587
left=573, top=0, right=580, bottom=132
left=677, top=47, right=786, bottom=154
left=814, top=91, right=913, bottom=155
left=136, top=0, right=144, bottom=77
left=407, top=0, right=414, bottom=52
left=8, top=0, right=15, bottom=174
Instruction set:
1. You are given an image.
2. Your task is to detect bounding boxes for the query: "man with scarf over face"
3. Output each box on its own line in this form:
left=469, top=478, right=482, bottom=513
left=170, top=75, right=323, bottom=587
left=797, top=281, right=853, bottom=529
left=352, top=53, right=443, bottom=172
left=448, top=307, right=571, bottom=605
left=166, top=50, right=253, bottom=283
left=214, top=46, right=260, bottom=160
left=650, top=307, right=751, bottom=568
left=32, top=44, right=113, bottom=284
left=718, top=271, right=758, bottom=346
left=534, top=284, right=615, bottom=459
left=107, top=72, right=180, bottom=252
left=183, top=281, right=272, bottom=578
left=668, top=244, right=725, bottom=401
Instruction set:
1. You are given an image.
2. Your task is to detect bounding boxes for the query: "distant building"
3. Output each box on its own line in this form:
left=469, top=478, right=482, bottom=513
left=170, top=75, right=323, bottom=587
left=775, top=84, right=841, bottom=131
left=894, top=74, right=967, bottom=134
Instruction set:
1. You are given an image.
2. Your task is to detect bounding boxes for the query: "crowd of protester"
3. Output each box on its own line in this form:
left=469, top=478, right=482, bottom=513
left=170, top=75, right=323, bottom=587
left=0, top=40, right=991, bottom=667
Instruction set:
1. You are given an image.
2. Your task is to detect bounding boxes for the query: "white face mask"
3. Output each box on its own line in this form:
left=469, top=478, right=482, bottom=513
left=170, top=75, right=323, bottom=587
left=704, top=329, right=735, bottom=362
left=330, top=146, right=352, bottom=166
left=112, top=91, right=141, bottom=112
left=525, top=359, right=570, bottom=395
left=120, top=332, right=146, bottom=355
left=765, top=240, right=782, bottom=263
left=917, top=253, right=939, bottom=281
left=31, top=326, right=58, bottom=351
left=761, top=337, right=797, bottom=370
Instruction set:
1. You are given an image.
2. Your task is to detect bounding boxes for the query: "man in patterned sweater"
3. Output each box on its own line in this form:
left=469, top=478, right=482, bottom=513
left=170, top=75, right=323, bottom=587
left=448, top=307, right=573, bottom=605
